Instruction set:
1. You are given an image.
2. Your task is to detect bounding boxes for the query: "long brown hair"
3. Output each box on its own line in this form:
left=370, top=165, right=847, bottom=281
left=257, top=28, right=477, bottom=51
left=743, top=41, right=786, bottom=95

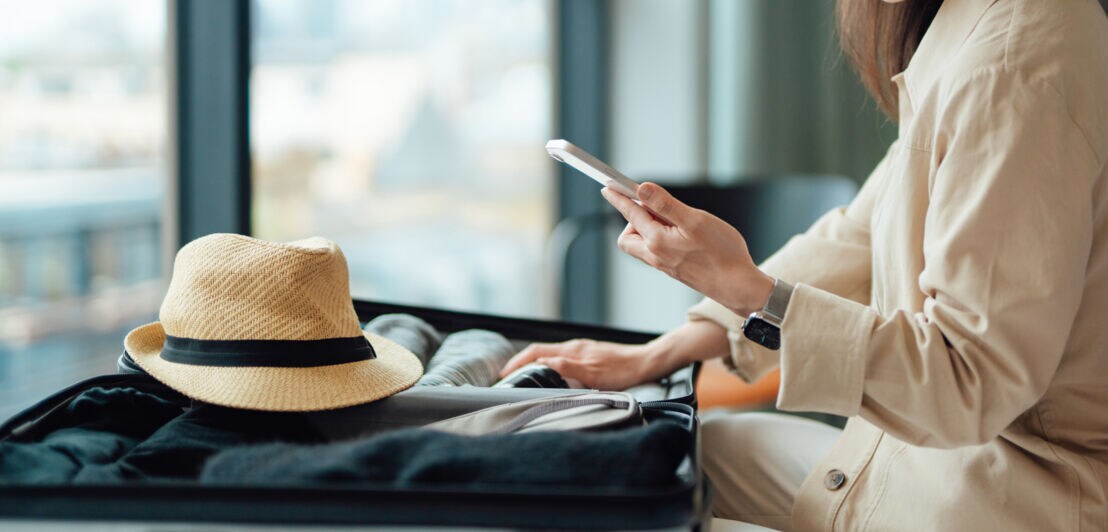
left=837, top=0, right=944, bottom=119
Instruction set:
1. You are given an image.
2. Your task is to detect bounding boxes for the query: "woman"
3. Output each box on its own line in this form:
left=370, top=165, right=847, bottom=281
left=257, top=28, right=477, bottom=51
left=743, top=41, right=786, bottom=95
left=502, top=0, right=1108, bottom=529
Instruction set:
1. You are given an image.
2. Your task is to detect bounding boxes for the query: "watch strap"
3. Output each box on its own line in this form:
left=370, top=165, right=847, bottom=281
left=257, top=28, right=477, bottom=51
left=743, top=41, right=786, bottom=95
left=760, top=278, right=794, bottom=325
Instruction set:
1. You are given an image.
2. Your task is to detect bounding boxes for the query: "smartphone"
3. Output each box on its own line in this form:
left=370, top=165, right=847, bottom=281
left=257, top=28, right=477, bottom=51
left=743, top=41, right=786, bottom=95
left=545, top=139, right=640, bottom=200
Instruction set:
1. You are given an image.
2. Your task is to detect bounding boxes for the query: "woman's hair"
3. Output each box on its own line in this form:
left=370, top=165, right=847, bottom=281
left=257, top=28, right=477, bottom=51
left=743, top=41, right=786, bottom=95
left=837, top=0, right=944, bottom=118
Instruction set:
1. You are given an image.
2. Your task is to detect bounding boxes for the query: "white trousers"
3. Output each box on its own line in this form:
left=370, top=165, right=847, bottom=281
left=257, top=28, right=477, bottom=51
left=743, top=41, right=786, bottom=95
left=701, top=412, right=843, bottom=531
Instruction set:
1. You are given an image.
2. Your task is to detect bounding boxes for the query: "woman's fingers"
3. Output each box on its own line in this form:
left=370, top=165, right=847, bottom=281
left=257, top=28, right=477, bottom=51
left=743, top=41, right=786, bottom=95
left=535, top=356, right=591, bottom=387
left=500, top=343, right=561, bottom=377
left=503, top=346, right=588, bottom=386
left=601, top=187, right=665, bottom=238
left=637, top=182, right=691, bottom=227
left=617, top=223, right=654, bottom=264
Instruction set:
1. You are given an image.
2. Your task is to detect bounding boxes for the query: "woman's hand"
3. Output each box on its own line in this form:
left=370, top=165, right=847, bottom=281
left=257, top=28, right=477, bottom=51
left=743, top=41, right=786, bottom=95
left=499, top=322, right=734, bottom=390
left=601, top=183, right=774, bottom=317
left=499, top=339, right=664, bottom=390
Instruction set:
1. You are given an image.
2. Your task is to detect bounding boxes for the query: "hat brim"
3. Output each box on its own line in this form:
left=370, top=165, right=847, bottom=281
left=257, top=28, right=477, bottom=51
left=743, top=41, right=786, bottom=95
left=124, top=322, right=423, bottom=412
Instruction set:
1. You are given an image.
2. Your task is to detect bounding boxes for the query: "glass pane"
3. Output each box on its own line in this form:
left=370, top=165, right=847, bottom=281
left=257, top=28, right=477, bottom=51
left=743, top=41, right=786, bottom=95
left=251, top=0, right=555, bottom=318
left=0, top=0, right=167, bottom=420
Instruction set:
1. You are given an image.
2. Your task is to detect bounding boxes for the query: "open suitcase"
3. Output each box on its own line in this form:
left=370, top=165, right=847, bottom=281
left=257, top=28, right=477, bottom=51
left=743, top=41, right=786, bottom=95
left=0, top=300, right=711, bottom=531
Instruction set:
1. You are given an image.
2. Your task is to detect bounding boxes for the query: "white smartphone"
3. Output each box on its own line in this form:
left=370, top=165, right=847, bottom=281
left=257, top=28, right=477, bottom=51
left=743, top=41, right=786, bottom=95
left=545, top=139, right=640, bottom=200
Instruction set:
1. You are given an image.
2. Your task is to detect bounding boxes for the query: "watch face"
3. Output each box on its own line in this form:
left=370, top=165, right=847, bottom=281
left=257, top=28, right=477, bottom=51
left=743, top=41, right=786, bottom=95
left=743, top=317, right=781, bottom=350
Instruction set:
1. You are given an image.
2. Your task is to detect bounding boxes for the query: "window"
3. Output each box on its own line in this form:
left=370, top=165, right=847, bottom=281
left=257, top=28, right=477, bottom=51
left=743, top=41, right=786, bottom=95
left=0, top=0, right=167, bottom=419
left=251, top=0, right=556, bottom=318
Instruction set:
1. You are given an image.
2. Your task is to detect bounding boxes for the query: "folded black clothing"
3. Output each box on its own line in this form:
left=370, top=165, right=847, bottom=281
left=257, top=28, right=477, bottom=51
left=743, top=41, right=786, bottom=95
left=0, top=384, right=326, bottom=485
left=200, top=422, right=690, bottom=488
left=0, top=386, right=184, bottom=484
left=71, top=403, right=325, bottom=483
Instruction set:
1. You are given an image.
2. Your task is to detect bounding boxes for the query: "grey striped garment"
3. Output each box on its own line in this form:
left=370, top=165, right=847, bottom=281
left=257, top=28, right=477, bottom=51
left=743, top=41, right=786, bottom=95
left=363, top=314, right=516, bottom=387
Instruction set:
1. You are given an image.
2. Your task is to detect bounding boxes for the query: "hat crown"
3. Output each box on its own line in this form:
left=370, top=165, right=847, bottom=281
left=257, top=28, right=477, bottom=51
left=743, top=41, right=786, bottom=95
left=159, top=234, right=363, bottom=341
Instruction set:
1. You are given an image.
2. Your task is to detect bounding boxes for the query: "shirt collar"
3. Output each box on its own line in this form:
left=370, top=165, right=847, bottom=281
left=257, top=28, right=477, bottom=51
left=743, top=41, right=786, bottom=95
left=899, top=0, right=999, bottom=102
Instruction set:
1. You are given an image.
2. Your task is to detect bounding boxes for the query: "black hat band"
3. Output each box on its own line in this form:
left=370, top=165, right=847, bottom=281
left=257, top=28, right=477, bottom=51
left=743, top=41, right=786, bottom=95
left=160, top=334, right=377, bottom=367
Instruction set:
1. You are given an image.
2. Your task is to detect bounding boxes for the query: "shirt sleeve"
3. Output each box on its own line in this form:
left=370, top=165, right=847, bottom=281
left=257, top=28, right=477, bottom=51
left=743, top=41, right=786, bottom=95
left=686, top=141, right=897, bottom=382
left=776, top=69, right=1099, bottom=448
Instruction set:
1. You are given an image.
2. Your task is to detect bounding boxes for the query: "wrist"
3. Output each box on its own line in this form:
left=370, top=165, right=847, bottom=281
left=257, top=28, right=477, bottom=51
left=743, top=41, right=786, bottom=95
left=638, top=335, right=685, bottom=382
left=729, top=270, right=775, bottom=317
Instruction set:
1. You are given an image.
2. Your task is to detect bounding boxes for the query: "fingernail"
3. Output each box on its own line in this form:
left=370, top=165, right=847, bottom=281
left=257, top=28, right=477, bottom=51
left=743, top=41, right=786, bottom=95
left=638, top=184, right=654, bottom=201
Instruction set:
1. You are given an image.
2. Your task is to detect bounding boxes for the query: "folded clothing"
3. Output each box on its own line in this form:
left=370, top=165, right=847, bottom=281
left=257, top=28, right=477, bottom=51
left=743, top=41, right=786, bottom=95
left=417, top=329, right=515, bottom=387
left=363, top=313, right=443, bottom=368
left=0, top=385, right=323, bottom=484
left=200, top=421, right=689, bottom=488
left=364, top=314, right=516, bottom=387
left=0, top=386, right=184, bottom=484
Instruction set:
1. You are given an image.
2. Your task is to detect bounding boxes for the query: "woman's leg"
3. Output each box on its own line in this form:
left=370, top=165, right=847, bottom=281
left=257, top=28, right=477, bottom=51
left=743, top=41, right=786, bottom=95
left=701, top=412, right=843, bottom=530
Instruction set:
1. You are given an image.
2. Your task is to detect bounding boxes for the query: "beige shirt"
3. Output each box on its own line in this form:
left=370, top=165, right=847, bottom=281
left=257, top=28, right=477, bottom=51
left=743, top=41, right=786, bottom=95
left=687, top=0, right=1108, bottom=530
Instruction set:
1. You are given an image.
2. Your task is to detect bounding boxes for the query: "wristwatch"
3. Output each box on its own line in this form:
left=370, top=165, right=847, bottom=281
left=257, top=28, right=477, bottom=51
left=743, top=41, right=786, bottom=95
left=741, top=278, right=794, bottom=350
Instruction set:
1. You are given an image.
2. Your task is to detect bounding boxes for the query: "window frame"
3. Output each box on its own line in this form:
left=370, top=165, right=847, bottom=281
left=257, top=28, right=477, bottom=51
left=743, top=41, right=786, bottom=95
left=170, top=0, right=252, bottom=245
left=171, top=0, right=609, bottom=323
left=555, top=0, right=611, bottom=324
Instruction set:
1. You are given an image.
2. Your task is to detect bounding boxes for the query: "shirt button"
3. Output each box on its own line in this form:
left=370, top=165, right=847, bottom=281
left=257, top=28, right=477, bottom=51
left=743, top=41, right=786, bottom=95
left=824, top=469, right=847, bottom=491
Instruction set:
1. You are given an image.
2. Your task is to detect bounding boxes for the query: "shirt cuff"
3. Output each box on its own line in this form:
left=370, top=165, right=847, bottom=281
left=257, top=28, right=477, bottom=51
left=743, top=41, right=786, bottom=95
left=687, top=297, right=781, bottom=383
left=776, top=283, right=878, bottom=417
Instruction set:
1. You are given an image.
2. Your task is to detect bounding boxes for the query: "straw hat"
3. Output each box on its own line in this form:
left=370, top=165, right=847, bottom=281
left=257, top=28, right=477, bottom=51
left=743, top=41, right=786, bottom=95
left=124, top=233, right=423, bottom=411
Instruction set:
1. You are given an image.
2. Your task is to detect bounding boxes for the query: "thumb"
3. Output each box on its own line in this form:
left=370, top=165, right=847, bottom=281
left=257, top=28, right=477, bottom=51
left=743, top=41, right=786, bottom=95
left=637, top=182, right=687, bottom=225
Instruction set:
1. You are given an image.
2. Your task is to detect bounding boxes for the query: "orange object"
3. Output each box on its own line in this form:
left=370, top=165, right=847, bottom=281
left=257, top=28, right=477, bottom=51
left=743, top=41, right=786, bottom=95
left=695, top=358, right=780, bottom=411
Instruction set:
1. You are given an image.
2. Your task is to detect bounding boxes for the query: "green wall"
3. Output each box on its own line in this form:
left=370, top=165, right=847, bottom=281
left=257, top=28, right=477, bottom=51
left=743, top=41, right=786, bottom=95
left=708, top=0, right=896, bottom=183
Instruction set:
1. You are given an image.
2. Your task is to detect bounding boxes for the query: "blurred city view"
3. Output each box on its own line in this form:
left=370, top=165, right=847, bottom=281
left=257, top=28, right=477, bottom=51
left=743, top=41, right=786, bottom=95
left=0, top=0, right=166, bottom=419
left=251, top=0, right=555, bottom=317
left=0, top=0, right=554, bottom=418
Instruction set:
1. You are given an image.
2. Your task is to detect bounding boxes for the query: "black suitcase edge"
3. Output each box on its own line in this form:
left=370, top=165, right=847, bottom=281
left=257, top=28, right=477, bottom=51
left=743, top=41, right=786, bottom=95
left=354, top=299, right=662, bottom=347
